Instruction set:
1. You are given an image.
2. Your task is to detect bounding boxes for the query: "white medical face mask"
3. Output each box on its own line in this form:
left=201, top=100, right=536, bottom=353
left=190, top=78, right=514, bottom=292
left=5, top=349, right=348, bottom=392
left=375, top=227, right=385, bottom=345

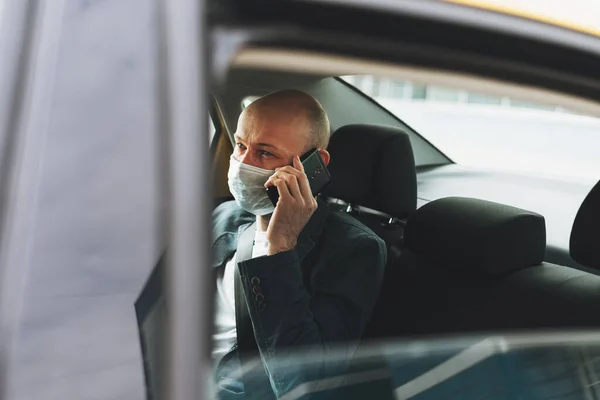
left=227, top=155, right=276, bottom=215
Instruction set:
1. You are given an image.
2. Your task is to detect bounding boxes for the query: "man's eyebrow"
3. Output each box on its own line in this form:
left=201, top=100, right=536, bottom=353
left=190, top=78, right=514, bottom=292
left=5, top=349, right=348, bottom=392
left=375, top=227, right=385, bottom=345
left=255, top=142, right=279, bottom=149
left=235, top=135, right=279, bottom=150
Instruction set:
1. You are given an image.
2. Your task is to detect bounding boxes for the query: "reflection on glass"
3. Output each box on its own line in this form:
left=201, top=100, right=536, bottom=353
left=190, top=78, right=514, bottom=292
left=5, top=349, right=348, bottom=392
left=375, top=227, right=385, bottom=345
left=210, top=333, right=600, bottom=400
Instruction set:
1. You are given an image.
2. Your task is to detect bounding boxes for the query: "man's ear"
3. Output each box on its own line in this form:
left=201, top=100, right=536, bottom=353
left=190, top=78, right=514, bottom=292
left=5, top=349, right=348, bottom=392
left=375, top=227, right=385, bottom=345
left=318, top=149, right=330, bottom=166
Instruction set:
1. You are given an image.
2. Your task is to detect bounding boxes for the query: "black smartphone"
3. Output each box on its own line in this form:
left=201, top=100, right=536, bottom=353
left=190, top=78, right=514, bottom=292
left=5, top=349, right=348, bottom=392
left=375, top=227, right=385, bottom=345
left=266, top=148, right=331, bottom=206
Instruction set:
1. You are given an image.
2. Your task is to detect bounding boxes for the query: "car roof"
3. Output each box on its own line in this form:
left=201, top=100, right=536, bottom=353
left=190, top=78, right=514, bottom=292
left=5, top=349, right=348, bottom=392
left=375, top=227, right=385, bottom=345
left=446, top=0, right=600, bottom=37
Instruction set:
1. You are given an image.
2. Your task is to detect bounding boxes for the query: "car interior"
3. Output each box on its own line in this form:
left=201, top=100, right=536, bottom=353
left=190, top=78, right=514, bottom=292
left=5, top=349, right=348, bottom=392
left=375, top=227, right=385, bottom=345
left=210, top=65, right=600, bottom=343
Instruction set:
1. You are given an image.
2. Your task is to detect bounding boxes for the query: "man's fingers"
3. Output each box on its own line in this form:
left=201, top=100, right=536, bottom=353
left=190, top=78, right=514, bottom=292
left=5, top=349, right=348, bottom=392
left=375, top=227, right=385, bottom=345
left=293, top=155, right=304, bottom=173
left=264, top=176, right=274, bottom=189
left=264, top=170, right=285, bottom=189
left=274, top=178, right=292, bottom=201
left=280, top=174, right=302, bottom=201
left=297, top=172, right=312, bottom=200
left=264, top=170, right=278, bottom=188
left=275, top=165, right=302, bottom=177
left=269, top=172, right=302, bottom=200
left=276, top=164, right=312, bottom=199
left=265, top=167, right=300, bottom=188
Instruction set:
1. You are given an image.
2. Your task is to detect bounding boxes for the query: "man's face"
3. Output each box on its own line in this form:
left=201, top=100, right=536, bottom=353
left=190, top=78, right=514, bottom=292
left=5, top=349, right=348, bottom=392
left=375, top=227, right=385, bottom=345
left=233, top=108, right=312, bottom=170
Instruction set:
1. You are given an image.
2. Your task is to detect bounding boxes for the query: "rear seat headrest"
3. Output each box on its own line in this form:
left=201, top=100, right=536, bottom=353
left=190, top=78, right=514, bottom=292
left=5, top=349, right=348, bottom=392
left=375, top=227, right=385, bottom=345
left=570, top=180, right=600, bottom=269
left=404, top=197, right=546, bottom=275
left=322, top=124, right=417, bottom=218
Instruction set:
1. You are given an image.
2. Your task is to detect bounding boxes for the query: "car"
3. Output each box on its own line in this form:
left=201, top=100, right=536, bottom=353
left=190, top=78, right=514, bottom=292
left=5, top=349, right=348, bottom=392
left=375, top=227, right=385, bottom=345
left=1, top=0, right=600, bottom=399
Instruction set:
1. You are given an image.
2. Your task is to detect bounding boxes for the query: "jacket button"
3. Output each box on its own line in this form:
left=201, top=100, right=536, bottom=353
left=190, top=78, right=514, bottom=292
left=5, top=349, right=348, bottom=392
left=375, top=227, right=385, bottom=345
left=250, top=277, right=260, bottom=285
left=252, top=286, right=261, bottom=294
left=255, top=293, right=265, bottom=302
left=258, top=302, right=266, bottom=311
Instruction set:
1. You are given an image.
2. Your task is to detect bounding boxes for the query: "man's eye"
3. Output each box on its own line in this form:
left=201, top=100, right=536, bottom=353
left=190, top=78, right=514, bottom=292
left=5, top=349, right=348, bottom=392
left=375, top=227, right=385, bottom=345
left=258, top=150, right=274, bottom=157
left=236, top=143, right=246, bottom=150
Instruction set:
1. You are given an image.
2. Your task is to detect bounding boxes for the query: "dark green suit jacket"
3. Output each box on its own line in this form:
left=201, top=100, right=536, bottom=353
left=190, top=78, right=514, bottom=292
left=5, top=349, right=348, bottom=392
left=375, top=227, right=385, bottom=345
left=212, top=198, right=387, bottom=399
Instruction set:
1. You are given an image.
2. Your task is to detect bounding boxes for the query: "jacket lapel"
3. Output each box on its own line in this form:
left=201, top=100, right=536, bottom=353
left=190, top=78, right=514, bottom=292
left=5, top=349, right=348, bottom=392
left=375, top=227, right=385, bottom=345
left=212, top=223, right=252, bottom=269
left=211, top=197, right=329, bottom=268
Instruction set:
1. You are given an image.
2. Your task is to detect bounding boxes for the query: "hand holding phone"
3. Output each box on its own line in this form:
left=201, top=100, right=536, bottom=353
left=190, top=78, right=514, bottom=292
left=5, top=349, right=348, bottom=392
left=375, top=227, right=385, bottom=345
left=265, top=148, right=331, bottom=206
left=262, top=150, right=331, bottom=255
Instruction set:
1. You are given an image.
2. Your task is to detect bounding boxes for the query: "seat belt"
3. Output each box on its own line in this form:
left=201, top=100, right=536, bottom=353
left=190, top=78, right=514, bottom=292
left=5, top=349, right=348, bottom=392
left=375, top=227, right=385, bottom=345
left=233, top=223, right=276, bottom=399
left=324, top=196, right=406, bottom=264
left=324, top=196, right=407, bottom=227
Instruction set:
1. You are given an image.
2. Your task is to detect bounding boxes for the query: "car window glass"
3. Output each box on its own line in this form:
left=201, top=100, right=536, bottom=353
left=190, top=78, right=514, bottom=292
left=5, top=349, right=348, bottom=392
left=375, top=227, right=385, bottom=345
left=225, top=335, right=600, bottom=400
left=341, top=75, right=600, bottom=181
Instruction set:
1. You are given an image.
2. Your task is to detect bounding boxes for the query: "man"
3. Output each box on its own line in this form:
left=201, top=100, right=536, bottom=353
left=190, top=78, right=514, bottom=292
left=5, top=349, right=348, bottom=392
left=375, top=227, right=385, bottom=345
left=212, top=90, right=386, bottom=399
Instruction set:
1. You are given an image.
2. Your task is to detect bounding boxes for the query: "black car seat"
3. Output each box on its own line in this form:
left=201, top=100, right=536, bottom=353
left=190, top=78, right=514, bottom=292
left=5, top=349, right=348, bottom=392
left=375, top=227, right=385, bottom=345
left=321, top=124, right=417, bottom=339
left=489, top=179, right=600, bottom=330
left=323, top=124, right=416, bottom=245
left=392, top=196, right=547, bottom=336
left=570, top=179, right=600, bottom=271
left=391, top=187, right=600, bottom=337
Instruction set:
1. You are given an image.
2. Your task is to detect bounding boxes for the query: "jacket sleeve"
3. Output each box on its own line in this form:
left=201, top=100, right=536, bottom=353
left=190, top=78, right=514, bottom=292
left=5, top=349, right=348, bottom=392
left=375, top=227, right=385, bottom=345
left=238, top=232, right=387, bottom=398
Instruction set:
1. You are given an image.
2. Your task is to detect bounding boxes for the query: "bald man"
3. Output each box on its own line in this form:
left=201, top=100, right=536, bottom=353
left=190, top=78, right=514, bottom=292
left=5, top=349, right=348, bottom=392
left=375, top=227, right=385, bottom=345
left=212, top=90, right=386, bottom=399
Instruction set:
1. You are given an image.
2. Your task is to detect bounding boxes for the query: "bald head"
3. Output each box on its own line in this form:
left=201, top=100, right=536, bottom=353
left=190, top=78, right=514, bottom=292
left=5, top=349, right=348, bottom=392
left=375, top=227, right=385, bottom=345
left=243, top=90, right=330, bottom=150
left=233, top=89, right=331, bottom=171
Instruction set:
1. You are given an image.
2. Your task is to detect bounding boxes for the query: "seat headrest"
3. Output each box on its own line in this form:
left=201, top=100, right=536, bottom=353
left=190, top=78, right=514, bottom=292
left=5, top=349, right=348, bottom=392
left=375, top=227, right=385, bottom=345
left=322, top=124, right=417, bottom=218
left=404, top=197, right=546, bottom=275
left=570, top=180, right=600, bottom=269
